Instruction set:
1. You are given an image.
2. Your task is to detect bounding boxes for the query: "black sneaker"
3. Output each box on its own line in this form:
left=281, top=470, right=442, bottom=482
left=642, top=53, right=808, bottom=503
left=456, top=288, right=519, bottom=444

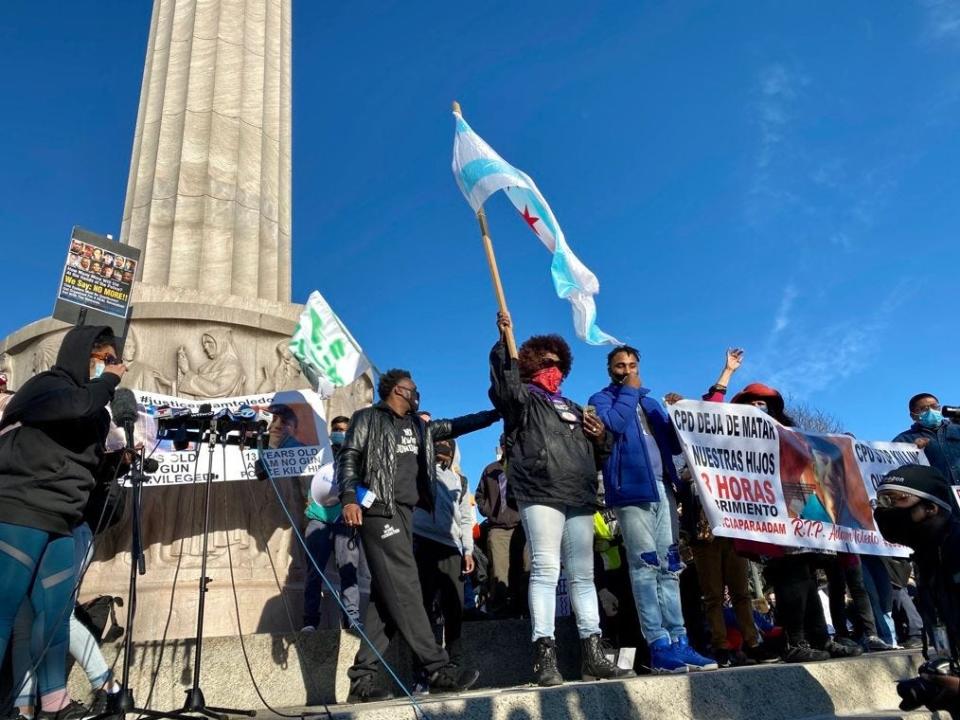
left=716, top=648, right=756, bottom=667
left=864, top=635, right=894, bottom=652
left=36, top=701, right=91, bottom=720
left=345, top=677, right=393, bottom=704
left=429, top=664, right=480, bottom=695
left=783, top=642, right=830, bottom=663
left=823, top=639, right=863, bottom=658
left=902, top=637, right=923, bottom=650
left=743, top=643, right=780, bottom=664
left=89, top=689, right=110, bottom=716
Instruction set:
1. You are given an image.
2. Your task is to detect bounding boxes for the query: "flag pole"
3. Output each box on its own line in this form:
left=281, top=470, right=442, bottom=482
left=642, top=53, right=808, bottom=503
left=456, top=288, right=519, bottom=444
left=454, top=100, right=519, bottom=359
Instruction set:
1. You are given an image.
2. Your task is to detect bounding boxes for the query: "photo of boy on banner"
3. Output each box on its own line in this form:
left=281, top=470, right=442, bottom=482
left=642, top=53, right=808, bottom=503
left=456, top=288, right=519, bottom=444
left=779, top=430, right=876, bottom=531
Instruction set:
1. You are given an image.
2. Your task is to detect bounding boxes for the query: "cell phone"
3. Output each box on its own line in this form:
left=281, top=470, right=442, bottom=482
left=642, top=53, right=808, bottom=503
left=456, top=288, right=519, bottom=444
left=584, top=404, right=598, bottom=419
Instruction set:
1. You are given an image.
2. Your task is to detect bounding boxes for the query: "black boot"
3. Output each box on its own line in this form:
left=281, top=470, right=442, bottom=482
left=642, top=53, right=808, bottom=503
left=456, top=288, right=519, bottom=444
left=581, top=634, right=637, bottom=681
left=533, top=637, right=563, bottom=687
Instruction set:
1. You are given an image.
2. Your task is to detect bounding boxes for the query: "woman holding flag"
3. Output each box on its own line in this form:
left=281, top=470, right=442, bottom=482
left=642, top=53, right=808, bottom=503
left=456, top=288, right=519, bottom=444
left=489, top=312, right=634, bottom=687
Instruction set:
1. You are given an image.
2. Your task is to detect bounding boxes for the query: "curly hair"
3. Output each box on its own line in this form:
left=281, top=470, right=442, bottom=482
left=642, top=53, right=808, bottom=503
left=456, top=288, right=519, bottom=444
left=518, top=334, right=573, bottom=381
left=377, top=368, right=412, bottom=401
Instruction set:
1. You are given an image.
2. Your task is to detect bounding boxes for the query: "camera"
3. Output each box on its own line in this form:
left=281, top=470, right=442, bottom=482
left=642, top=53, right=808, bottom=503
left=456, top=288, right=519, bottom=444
left=897, top=657, right=958, bottom=713
left=943, top=406, right=960, bottom=421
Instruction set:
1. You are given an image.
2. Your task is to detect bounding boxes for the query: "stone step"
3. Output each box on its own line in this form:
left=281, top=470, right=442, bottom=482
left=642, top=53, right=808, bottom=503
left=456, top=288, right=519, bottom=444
left=68, top=620, right=935, bottom=718
left=284, top=654, right=938, bottom=720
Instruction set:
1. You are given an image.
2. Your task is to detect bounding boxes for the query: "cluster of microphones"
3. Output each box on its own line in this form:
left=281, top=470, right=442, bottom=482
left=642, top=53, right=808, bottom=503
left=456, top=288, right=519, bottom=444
left=153, top=403, right=269, bottom=450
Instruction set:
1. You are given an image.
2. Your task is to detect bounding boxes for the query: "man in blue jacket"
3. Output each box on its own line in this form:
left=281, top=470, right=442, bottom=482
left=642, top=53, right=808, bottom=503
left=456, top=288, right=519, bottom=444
left=893, top=393, right=960, bottom=486
left=590, top=345, right=717, bottom=674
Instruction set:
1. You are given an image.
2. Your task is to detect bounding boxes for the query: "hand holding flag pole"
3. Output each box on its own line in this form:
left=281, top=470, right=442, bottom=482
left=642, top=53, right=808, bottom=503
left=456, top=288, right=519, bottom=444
left=453, top=100, right=519, bottom=359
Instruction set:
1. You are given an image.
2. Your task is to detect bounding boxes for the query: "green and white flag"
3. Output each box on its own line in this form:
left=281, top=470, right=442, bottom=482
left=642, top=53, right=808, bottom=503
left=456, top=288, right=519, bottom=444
left=289, top=291, right=371, bottom=397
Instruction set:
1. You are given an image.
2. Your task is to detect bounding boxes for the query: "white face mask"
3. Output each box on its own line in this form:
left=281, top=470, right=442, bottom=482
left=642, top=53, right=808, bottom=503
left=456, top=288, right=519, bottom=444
left=92, top=361, right=106, bottom=379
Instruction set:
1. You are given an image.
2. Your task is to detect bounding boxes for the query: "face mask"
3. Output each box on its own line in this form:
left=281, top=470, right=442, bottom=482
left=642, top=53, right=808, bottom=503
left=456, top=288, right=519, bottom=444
left=401, top=388, right=420, bottom=414
left=918, top=409, right=944, bottom=428
left=531, top=367, right=563, bottom=395
left=330, top=431, right=346, bottom=447
left=874, top=506, right=943, bottom=549
left=92, top=361, right=105, bottom=379
left=754, top=401, right=769, bottom=414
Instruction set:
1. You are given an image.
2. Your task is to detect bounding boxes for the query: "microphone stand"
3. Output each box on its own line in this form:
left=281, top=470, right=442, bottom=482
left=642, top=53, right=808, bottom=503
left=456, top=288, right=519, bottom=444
left=92, top=446, right=195, bottom=720
left=179, top=417, right=254, bottom=720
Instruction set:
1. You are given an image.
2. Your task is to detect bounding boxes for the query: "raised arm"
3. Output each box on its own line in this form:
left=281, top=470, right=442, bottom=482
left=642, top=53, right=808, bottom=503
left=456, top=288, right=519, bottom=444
left=5, top=372, right=122, bottom=426
left=488, top=312, right=528, bottom=418
left=703, top=348, right=743, bottom=401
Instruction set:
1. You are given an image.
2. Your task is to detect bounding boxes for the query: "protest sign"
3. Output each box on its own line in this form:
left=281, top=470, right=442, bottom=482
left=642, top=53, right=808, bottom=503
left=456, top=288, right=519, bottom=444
left=669, top=400, right=926, bottom=556
left=289, top=291, right=371, bottom=397
left=53, top=226, right=141, bottom=337
left=114, top=389, right=331, bottom=488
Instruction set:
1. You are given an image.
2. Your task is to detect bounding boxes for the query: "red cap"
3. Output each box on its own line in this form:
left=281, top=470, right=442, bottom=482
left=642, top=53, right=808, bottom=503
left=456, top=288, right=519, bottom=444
left=730, top=383, right=785, bottom=414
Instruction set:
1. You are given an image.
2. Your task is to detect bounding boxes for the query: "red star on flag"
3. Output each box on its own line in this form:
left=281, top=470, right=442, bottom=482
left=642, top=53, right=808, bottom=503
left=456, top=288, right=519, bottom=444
left=521, top=205, right=540, bottom=234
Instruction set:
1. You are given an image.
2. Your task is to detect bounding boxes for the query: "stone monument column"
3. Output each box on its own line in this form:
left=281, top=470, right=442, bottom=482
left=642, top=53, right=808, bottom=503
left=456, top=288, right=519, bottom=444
left=0, top=0, right=372, bottom=640
left=120, top=0, right=292, bottom=302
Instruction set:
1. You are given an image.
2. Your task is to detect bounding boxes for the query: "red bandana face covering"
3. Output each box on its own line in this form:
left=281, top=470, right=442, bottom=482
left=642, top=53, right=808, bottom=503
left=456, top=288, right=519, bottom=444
left=531, top=367, right=563, bottom=394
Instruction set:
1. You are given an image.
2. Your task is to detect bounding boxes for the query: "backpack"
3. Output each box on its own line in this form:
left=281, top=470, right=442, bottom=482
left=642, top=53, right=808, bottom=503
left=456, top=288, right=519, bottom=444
left=75, top=595, right=125, bottom=643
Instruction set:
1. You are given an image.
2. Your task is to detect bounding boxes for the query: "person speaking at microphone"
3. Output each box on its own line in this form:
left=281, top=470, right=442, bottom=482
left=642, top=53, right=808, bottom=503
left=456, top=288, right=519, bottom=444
left=0, top=325, right=125, bottom=720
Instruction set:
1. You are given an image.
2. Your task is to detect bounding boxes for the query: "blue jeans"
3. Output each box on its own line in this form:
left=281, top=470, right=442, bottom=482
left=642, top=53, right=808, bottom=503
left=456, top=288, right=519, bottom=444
left=616, top=483, right=686, bottom=645
left=518, top=503, right=601, bottom=641
left=303, top=519, right=367, bottom=627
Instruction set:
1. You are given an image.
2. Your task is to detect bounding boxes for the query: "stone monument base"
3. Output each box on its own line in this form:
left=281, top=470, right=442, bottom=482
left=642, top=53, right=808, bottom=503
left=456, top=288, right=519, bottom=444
left=0, top=284, right=373, bottom=640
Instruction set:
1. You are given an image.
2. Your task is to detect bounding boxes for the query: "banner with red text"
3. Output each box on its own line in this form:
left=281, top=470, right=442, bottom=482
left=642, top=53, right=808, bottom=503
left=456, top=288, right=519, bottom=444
left=669, top=400, right=926, bottom=556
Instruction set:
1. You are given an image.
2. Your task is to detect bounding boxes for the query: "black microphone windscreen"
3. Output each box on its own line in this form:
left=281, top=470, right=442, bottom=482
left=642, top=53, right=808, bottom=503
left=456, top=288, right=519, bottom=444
left=199, top=403, right=213, bottom=414
left=111, top=388, right=139, bottom=425
left=142, top=457, right=160, bottom=474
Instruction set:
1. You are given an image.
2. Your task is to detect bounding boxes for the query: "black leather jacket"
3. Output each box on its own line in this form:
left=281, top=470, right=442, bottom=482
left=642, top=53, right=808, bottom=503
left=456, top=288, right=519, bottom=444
left=338, top=403, right=499, bottom=517
left=489, top=341, right=602, bottom=509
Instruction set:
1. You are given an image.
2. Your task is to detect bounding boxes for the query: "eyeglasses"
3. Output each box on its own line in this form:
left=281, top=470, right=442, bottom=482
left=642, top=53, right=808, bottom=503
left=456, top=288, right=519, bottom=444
left=913, top=403, right=941, bottom=414
left=540, top=358, right=561, bottom=369
left=875, top=491, right=921, bottom=509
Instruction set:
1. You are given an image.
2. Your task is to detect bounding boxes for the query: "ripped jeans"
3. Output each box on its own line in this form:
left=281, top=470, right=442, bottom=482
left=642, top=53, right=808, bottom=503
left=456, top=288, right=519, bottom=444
left=615, top=483, right=686, bottom=646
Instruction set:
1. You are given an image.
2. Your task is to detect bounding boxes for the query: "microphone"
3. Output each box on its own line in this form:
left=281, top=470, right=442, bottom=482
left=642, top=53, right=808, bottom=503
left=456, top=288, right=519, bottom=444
left=111, top=388, right=139, bottom=450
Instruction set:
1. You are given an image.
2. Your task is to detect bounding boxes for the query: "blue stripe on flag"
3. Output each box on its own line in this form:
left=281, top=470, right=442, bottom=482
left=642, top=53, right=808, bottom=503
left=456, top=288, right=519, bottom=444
left=459, top=158, right=527, bottom=195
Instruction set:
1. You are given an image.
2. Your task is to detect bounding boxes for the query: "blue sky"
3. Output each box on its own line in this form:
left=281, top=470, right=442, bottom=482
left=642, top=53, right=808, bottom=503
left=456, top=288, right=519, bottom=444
left=2, top=1, right=960, bottom=489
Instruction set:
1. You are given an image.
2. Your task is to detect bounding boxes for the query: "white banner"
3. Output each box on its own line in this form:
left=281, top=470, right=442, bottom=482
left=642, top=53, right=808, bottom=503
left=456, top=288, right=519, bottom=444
left=115, top=389, right=332, bottom=488
left=669, top=400, right=926, bottom=556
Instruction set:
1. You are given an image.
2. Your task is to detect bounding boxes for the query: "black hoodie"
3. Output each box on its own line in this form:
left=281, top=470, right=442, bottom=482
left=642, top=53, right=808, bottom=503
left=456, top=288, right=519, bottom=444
left=0, top=325, right=120, bottom=535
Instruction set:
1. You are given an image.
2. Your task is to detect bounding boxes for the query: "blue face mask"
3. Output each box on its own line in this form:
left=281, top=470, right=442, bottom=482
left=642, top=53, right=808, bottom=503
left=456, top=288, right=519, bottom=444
left=92, top=361, right=105, bottom=379
left=919, top=409, right=944, bottom=428
left=330, top=431, right=346, bottom=447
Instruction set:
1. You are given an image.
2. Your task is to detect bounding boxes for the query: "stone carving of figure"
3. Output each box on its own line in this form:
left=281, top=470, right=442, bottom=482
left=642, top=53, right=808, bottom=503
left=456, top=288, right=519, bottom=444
left=256, top=340, right=304, bottom=393
left=177, top=329, right=247, bottom=398
left=121, top=328, right=174, bottom=395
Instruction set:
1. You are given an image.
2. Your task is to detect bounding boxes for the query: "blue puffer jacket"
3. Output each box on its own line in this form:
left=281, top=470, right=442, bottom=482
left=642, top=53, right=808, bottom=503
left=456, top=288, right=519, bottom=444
left=588, top=383, right=681, bottom=506
left=893, top=420, right=960, bottom=486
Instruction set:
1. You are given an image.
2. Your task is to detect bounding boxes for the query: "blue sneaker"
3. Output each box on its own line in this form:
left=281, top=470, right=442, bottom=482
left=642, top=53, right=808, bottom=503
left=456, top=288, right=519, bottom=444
left=649, top=637, right=688, bottom=674
left=673, top=636, right=719, bottom=671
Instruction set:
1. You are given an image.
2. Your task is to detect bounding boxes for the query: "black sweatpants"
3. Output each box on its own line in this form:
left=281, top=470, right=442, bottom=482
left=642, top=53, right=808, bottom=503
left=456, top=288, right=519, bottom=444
left=413, top=535, right=465, bottom=664
left=764, top=554, right=828, bottom=647
left=823, top=555, right=876, bottom=639
left=348, top=505, right=449, bottom=682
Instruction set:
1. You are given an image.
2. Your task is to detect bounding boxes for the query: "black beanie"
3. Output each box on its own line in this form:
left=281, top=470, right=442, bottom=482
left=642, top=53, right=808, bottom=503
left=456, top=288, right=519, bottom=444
left=877, top=464, right=953, bottom=513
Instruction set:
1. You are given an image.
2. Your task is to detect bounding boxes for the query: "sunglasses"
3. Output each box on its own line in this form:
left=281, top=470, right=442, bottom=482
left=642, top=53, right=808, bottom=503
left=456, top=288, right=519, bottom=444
left=92, top=352, right=121, bottom=366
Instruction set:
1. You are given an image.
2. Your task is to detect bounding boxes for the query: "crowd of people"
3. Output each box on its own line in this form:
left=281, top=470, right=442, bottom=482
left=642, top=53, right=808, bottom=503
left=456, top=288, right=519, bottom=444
left=0, top=318, right=957, bottom=718
left=309, top=312, right=960, bottom=712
